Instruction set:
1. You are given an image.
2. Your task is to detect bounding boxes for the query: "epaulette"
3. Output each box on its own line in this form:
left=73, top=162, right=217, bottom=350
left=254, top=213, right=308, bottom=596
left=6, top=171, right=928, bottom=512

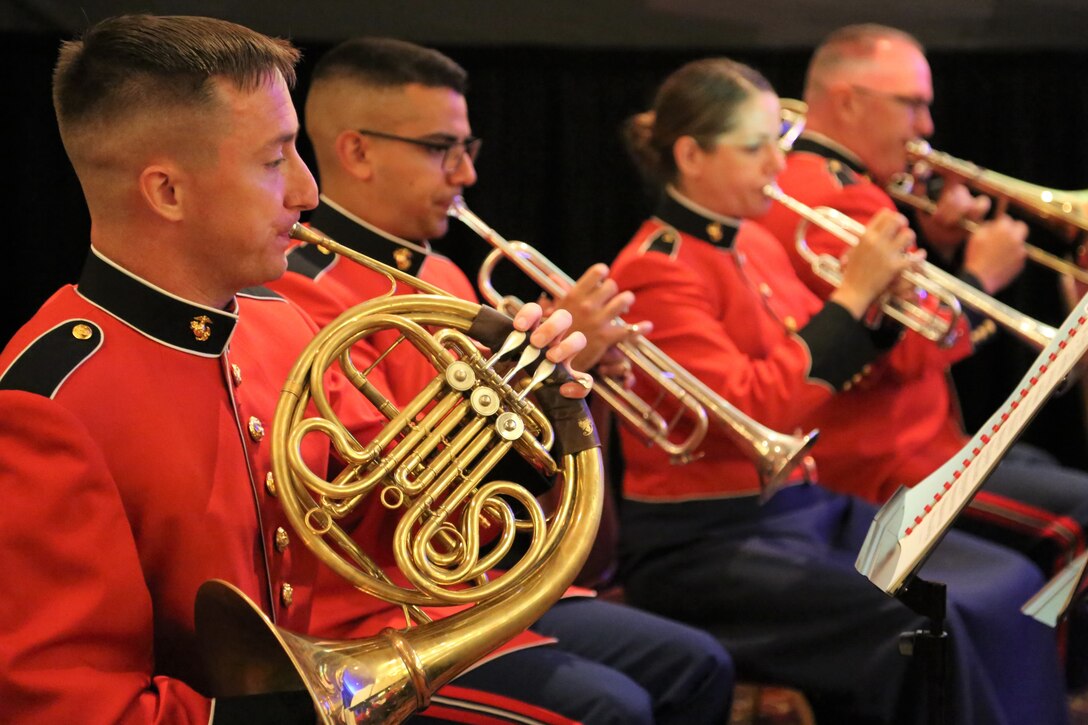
left=637, top=226, right=681, bottom=259
left=827, top=158, right=860, bottom=188
left=0, top=319, right=103, bottom=399
left=237, top=286, right=284, bottom=301
left=286, top=242, right=337, bottom=280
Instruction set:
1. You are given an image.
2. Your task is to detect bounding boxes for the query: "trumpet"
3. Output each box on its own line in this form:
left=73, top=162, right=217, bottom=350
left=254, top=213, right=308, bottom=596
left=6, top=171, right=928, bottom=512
left=765, top=183, right=964, bottom=347
left=777, top=99, right=1088, bottom=286
left=764, top=183, right=1058, bottom=350
left=889, top=140, right=1088, bottom=286
left=447, top=195, right=818, bottom=493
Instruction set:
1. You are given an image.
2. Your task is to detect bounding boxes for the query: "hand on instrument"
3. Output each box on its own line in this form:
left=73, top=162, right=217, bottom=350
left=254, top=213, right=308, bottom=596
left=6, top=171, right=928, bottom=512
left=513, top=303, right=593, bottom=399
left=916, top=180, right=990, bottom=259
left=960, top=215, right=1028, bottom=295
left=546, top=263, right=652, bottom=373
left=832, top=209, right=921, bottom=320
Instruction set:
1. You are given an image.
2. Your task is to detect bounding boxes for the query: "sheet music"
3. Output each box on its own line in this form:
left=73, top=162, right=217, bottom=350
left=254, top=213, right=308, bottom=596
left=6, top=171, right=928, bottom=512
left=856, top=295, right=1088, bottom=594
left=1022, top=550, right=1088, bottom=627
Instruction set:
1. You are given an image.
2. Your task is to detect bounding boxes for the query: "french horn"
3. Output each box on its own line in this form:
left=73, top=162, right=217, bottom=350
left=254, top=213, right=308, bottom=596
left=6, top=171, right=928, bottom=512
left=195, top=224, right=603, bottom=723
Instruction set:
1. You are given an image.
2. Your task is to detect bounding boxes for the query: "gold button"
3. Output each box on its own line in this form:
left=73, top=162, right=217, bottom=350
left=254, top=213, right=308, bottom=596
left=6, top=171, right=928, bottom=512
left=274, top=527, right=290, bottom=552
left=231, top=364, right=243, bottom=386
left=758, top=283, right=772, bottom=298
left=706, top=222, right=723, bottom=242
left=861, top=364, right=873, bottom=376
left=72, top=323, right=93, bottom=340
left=783, top=316, right=798, bottom=332
left=247, top=416, right=264, bottom=442
left=265, top=471, right=277, bottom=497
left=280, top=582, right=294, bottom=607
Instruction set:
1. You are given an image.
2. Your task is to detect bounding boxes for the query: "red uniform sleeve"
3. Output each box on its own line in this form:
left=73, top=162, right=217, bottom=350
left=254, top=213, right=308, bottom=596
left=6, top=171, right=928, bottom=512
left=615, top=251, right=837, bottom=433
left=0, top=391, right=211, bottom=724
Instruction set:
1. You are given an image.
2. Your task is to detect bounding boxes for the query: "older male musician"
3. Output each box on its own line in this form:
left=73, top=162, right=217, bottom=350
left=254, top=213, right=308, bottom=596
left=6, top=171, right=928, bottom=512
left=0, top=15, right=608, bottom=724
left=759, top=23, right=1088, bottom=586
left=265, top=35, right=734, bottom=725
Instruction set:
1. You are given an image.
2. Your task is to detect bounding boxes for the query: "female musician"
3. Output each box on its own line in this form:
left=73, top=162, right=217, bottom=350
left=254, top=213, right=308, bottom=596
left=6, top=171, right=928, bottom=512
left=610, top=57, right=1069, bottom=725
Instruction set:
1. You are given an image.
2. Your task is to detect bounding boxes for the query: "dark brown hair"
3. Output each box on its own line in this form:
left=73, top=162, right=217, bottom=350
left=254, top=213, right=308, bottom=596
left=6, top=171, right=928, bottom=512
left=311, top=36, right=467, bottom=94
left=53, top=15, right=300, bottom=159
left=624, top=58, right=773, bottom=187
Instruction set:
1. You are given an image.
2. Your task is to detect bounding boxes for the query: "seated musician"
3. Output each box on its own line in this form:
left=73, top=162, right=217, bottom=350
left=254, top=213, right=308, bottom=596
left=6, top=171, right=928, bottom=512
left=265, top=36, right=735, bottom=725
left=609, top=55, right=1070, bottom=724
left=758, top=23, right=1088, bottom=586
left=0, top=15, right=614, bottom=724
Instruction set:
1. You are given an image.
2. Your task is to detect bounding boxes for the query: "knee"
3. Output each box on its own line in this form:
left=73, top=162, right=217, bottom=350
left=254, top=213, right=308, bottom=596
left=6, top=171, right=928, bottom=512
left=653, top=629, right=735, bottom=724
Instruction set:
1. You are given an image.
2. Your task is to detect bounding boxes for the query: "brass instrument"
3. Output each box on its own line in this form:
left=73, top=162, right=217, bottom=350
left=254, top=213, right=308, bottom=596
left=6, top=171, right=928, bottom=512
left=195, top=224, right=604, bottom=723
left=447, top=195, right=817, bottom=494
left=889, top=141, right=1088, bottom=286
left=773, top=102, right=1059, bottom=350
left=764, top=183, right=968, bottom=348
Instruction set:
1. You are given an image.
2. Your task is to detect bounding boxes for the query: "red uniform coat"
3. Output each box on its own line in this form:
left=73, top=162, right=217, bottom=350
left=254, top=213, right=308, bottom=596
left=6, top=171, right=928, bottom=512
left=0, top=248, right=386, bottom=723
left=758, top=135, right=976, bottom=501
left=610, top=189, right=889, bottom=503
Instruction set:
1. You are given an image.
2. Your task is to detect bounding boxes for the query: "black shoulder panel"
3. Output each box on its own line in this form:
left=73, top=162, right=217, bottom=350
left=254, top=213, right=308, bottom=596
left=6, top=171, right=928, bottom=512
left=0, top=320, right=103, bottom=398
left=639, top=227, right=681, bottom=258
left=286, top=243, right=336, bottom=279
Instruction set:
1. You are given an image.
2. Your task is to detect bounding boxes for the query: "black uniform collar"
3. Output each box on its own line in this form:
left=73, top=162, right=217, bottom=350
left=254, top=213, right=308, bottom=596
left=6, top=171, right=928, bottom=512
left=308, top=196, right=430, bottom=277
left=654, top=186, right=741, bottom=249
left=790, top=131, right=870, bottom=178
left=76, top=247, right=238, bottom=357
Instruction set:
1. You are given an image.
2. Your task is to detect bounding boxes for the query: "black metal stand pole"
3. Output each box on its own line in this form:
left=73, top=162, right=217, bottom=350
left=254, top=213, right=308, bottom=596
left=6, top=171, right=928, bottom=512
left=896, top=576, right=950, bottom=725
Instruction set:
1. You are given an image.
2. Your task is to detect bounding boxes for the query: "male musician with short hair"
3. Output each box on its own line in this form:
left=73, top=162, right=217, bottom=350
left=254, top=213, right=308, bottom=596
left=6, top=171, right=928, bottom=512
left=0, top=15, right=599, bottom=723
left=759, top=24, right=1088, bottom=592
left=266, top=36, right=735, bottom=725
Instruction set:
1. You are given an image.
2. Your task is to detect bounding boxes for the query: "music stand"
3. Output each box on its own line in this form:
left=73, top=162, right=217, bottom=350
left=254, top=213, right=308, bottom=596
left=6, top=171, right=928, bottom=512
left=856, top=294, right=1088, bottom=724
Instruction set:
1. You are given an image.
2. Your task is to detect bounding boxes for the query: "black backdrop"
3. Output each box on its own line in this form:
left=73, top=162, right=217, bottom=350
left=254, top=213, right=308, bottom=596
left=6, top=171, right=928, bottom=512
left=6, top=28, right=1088, bottom=469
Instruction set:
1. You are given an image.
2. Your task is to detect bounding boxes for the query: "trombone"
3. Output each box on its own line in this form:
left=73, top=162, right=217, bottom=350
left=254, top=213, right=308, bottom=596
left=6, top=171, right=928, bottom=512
left=763, top=183, right=1058, bottom=351
left=447, top=196, right=818, bottom=492
left=889, top=140, right=1088, bottom=286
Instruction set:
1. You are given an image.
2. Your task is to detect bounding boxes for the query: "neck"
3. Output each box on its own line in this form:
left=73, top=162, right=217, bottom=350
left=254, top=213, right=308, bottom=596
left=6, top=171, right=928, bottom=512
left=91, top=222, right=235, bottom=309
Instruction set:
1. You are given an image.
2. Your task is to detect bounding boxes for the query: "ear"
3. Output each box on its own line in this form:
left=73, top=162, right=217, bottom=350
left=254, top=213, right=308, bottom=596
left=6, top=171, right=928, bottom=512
left=831, top=83, right=863, bottom=124
left=335, top=130, right=375, bottom=181
left=673, top=135, right=707, bottom=179
left=138, top=163, right=185, bottom=222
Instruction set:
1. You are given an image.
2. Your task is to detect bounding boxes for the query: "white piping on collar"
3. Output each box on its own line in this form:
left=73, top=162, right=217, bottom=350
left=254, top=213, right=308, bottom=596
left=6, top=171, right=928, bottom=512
left=318, top=194, right=433, bottom=257
left=665, top=185, right=742, bottom=229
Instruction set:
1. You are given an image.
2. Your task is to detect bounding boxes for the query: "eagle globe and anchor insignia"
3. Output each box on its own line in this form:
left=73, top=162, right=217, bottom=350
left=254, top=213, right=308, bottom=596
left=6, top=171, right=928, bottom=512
left=190, top=315, right=214, bottom=342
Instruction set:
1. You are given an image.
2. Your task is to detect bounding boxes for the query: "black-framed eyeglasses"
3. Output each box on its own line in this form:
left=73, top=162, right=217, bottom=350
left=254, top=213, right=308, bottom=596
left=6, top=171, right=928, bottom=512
left=851, top=85, right=931, bottom=114
left=356, top=129, right=482, bottom=173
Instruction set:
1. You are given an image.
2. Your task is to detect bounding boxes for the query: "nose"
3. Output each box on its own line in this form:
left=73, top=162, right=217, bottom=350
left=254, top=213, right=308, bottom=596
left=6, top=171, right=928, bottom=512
left=287, top=153, right=319, bottom=212
left=915, top=106, right=935, bottom=138
left=767, top=143, right=787, bottom=175
left=448, top=153, right=478, bottom=188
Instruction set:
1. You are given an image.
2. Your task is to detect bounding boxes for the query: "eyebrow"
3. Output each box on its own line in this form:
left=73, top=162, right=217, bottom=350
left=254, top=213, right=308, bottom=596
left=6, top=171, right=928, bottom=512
left=263, top=130, right=299, bottom=150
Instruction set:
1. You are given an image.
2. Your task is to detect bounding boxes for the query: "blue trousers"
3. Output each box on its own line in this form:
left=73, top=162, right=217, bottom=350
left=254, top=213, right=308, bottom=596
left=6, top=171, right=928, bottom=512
left=623, top=485, right=1069, bottom=725
left=410, top=597, right=733, bottom=724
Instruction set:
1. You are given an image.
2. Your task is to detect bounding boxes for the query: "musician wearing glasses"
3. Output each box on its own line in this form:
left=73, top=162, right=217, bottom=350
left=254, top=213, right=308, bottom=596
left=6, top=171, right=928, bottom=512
left=759, top=24, right=1088, bottom=591
left=0, top=16, right=600, bottom=724
left=610, top=56, right=1068, bottom=724
left=264, top=36, right=734, bottom=725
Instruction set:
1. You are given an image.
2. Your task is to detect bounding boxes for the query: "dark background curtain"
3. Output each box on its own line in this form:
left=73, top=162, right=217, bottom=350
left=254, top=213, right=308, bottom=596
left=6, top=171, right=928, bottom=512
left=6, top=26, right=1088, bottom=468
